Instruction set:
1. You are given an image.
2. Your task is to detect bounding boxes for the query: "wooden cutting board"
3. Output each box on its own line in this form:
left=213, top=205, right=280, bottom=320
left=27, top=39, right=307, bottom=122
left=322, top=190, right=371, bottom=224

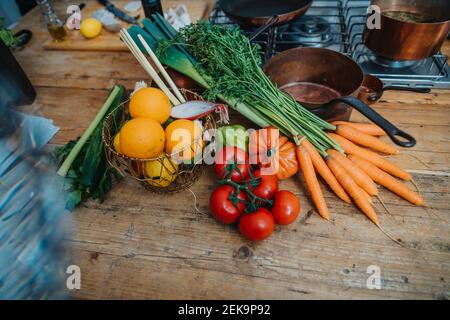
left=43, top=0, right=208, bottom=51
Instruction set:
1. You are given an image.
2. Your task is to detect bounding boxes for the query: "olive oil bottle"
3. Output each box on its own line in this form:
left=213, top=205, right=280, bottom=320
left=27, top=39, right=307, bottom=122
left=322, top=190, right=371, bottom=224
left=36, top=0, right=67, bottom=42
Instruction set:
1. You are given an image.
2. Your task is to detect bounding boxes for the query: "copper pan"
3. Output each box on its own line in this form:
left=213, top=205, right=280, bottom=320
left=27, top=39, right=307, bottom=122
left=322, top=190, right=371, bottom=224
left=264, top=47, right=416, bottom=147
left=363, top=0, right=450, bottom=61
left=358, top=74, right=430, bottom=105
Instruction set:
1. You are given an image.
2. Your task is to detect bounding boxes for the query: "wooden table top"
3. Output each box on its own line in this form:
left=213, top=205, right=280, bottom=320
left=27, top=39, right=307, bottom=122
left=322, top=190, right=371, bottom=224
left=14, top=1, right=450, bottom=299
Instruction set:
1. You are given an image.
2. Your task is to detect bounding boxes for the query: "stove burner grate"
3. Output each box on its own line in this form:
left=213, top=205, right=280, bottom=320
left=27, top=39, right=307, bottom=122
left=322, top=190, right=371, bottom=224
left=277, top=16, right=333, bottom=48
left=369, top=55, right=423, bottom=69
left=209, top=0, right=450, bottom=88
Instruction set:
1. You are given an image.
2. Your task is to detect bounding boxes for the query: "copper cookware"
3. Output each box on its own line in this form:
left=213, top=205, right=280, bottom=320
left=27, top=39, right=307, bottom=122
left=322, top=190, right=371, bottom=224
left=363, top=0, right=450, bottom=61
left=358, top=74, right=431, bottom=105
left=264, top=47, right=416, bottom=147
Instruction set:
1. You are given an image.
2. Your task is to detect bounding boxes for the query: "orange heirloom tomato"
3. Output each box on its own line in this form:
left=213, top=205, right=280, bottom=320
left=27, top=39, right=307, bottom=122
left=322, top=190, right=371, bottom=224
left=249, top=127, right=299, bottom=180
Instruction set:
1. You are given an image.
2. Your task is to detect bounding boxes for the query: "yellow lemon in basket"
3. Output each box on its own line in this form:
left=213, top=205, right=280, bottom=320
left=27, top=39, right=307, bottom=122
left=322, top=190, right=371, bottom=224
left=143, top=155, right=179, bottom=187
left=119, top=118, right=165, bottom=159
left=129, top=87, right=171, bottom=124
left=80, top=18, right=102, bottom=39
left=164, top=119, right=203, bottom=162
left=113, top=133, right=122, bottom=153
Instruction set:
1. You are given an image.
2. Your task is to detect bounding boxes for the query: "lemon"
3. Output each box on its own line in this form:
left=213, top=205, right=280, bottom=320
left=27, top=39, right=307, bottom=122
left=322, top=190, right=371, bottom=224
left=143, top=155, right=179, bottom=187
left=80, top=18, right=102, bottom=39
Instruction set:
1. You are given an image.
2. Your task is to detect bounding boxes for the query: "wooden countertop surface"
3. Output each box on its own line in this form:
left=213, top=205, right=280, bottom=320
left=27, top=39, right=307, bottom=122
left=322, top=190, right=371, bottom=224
left=13, top=1, right=450, bottom=299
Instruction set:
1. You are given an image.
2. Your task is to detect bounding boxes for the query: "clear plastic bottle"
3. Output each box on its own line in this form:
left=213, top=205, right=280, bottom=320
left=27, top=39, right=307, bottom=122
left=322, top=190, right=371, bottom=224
left=36, top=0, right=67, bottom=42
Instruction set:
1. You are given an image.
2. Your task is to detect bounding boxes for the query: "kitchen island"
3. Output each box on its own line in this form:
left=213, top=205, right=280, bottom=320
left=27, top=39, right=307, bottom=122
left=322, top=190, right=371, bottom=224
left=14, top=1, right=450, bottom=299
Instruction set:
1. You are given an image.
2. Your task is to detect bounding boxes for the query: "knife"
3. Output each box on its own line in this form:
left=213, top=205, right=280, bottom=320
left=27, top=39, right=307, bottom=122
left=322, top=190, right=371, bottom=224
left=97, top=0, right=139, bottom=25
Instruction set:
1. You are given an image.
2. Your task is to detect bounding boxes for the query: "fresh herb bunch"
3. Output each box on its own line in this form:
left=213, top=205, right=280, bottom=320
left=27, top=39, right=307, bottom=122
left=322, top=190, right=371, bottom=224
left=0, top=17, right=19, bottom=48
left=54, top=85, right=126, bottom=210
left=162, top=21, right=341, bottom=155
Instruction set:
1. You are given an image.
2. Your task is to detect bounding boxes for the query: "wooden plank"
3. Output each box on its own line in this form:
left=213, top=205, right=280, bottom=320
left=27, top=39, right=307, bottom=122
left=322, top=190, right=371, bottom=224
left=42, top=0, right=207, bottom=51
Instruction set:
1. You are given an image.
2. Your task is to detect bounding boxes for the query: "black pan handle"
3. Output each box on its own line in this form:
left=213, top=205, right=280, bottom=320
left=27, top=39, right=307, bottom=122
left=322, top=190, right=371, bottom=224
left=382, top=86, right=431, bottom=93
left=249, top=15, right=279, bottom=41
left=326, top=96, right=416, bottom=148
left=368, top=86, right=430, bottom=102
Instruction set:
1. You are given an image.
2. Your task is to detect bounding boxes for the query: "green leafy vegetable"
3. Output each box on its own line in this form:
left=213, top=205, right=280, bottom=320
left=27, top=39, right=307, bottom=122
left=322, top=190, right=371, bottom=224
left=54, top=85, right=126, bottom=210
left=0, top=17, right=19, bottom=48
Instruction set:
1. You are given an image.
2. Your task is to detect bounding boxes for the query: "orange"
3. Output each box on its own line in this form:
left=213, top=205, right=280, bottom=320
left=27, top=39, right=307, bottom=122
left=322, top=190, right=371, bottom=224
left=119, top=118, right=165, bottom=159
left=129, top=87, right=171, bottom=124
left=113, top=133, right=121, bottom=153
left=164, top=119, right=203, bottom=162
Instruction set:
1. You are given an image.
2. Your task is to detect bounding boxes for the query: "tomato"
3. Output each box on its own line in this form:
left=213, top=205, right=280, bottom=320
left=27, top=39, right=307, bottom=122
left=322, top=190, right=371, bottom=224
left=272, top=190, right=301, bottom=225
left=239, top=208, right=275, bottom=241
left=210, top=185, right=246, bottom=224
left=249, top=169, right=278, bottom=201
left=214, top=146, right=250, bottom=182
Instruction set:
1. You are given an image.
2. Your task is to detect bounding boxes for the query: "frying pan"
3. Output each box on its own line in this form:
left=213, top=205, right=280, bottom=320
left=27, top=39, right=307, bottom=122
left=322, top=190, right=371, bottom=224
left=220, top=0, right=313, bottom=40
left=358, top=74, right=430, bottom=105
left=264, top=47, right=416, bottom=148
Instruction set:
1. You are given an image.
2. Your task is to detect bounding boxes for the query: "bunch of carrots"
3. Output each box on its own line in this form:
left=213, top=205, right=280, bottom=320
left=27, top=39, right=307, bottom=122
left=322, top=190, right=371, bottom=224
left=294, top=121, right=423, bottom=242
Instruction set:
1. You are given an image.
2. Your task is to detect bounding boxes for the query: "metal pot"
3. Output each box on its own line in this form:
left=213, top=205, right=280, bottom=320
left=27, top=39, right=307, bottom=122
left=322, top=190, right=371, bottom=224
left=263, top=47, right=416, bottom=147
left=358, top=74, right=431, bottom=105
left=363, top=0, right=450, bottom=61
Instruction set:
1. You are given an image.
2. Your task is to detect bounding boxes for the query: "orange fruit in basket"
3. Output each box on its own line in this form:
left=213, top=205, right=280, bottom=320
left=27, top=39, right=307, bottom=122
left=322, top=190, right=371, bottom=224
left=119, top=118, right=165, bottom=159
left=113, top=133, right=121, bottom=153
left=164, top=119, right=203, bottom=162
left=129, top=87, right=171, bottom=124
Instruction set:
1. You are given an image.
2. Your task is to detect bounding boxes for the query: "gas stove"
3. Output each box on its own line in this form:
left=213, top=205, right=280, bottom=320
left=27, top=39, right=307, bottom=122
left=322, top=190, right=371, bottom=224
left=210, top=0, right=450, bottom=89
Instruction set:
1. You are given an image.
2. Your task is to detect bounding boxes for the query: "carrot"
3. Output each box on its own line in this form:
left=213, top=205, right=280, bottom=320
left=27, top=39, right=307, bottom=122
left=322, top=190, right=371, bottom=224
left=335, top=124, right=399, bottom=155
left=329, top=133, right=412, bottom=181
left=296, top=145, right=330, bottom=220
left=361, top=188, right=373, bottom=204
left=301, top=140, right=351, bottom=204
left=327, top=155, right=405, bottom=247
left=327, top=149, right=378, bottom=196
left=331, top=121, right=387, bottom=136
left=325, top=156, right=379, bottom=225
left=348, top=155, right=424, bottom=206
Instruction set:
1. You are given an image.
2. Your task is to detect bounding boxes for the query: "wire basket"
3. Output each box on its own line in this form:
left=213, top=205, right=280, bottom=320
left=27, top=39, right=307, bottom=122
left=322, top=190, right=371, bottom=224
left=102, top=89, right=216, bottom=194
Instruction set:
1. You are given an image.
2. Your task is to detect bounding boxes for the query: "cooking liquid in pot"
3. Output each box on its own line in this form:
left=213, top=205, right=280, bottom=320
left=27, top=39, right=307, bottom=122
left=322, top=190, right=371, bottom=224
left=383, top=11, right=440, bottom=23
left=280, top=82, right=341, bottom=105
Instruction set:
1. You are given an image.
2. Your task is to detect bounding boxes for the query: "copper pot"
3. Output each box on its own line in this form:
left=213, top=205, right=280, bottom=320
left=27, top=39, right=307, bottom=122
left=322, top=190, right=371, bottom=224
left=363, top=0, right=450, bottom=61
left=358, top=74, right=431, bottom=105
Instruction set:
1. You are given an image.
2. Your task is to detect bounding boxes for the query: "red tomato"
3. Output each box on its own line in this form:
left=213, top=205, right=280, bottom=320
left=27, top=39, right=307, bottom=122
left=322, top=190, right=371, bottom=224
left=210, top=185, right=246, bottom=224
left=272, top=190, right=301, bottom=225
left=214, top=146, right=250, bottom=182
left=239, top=208, right=275, bottom=241
left=250, top=169, right=279, bottom=201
